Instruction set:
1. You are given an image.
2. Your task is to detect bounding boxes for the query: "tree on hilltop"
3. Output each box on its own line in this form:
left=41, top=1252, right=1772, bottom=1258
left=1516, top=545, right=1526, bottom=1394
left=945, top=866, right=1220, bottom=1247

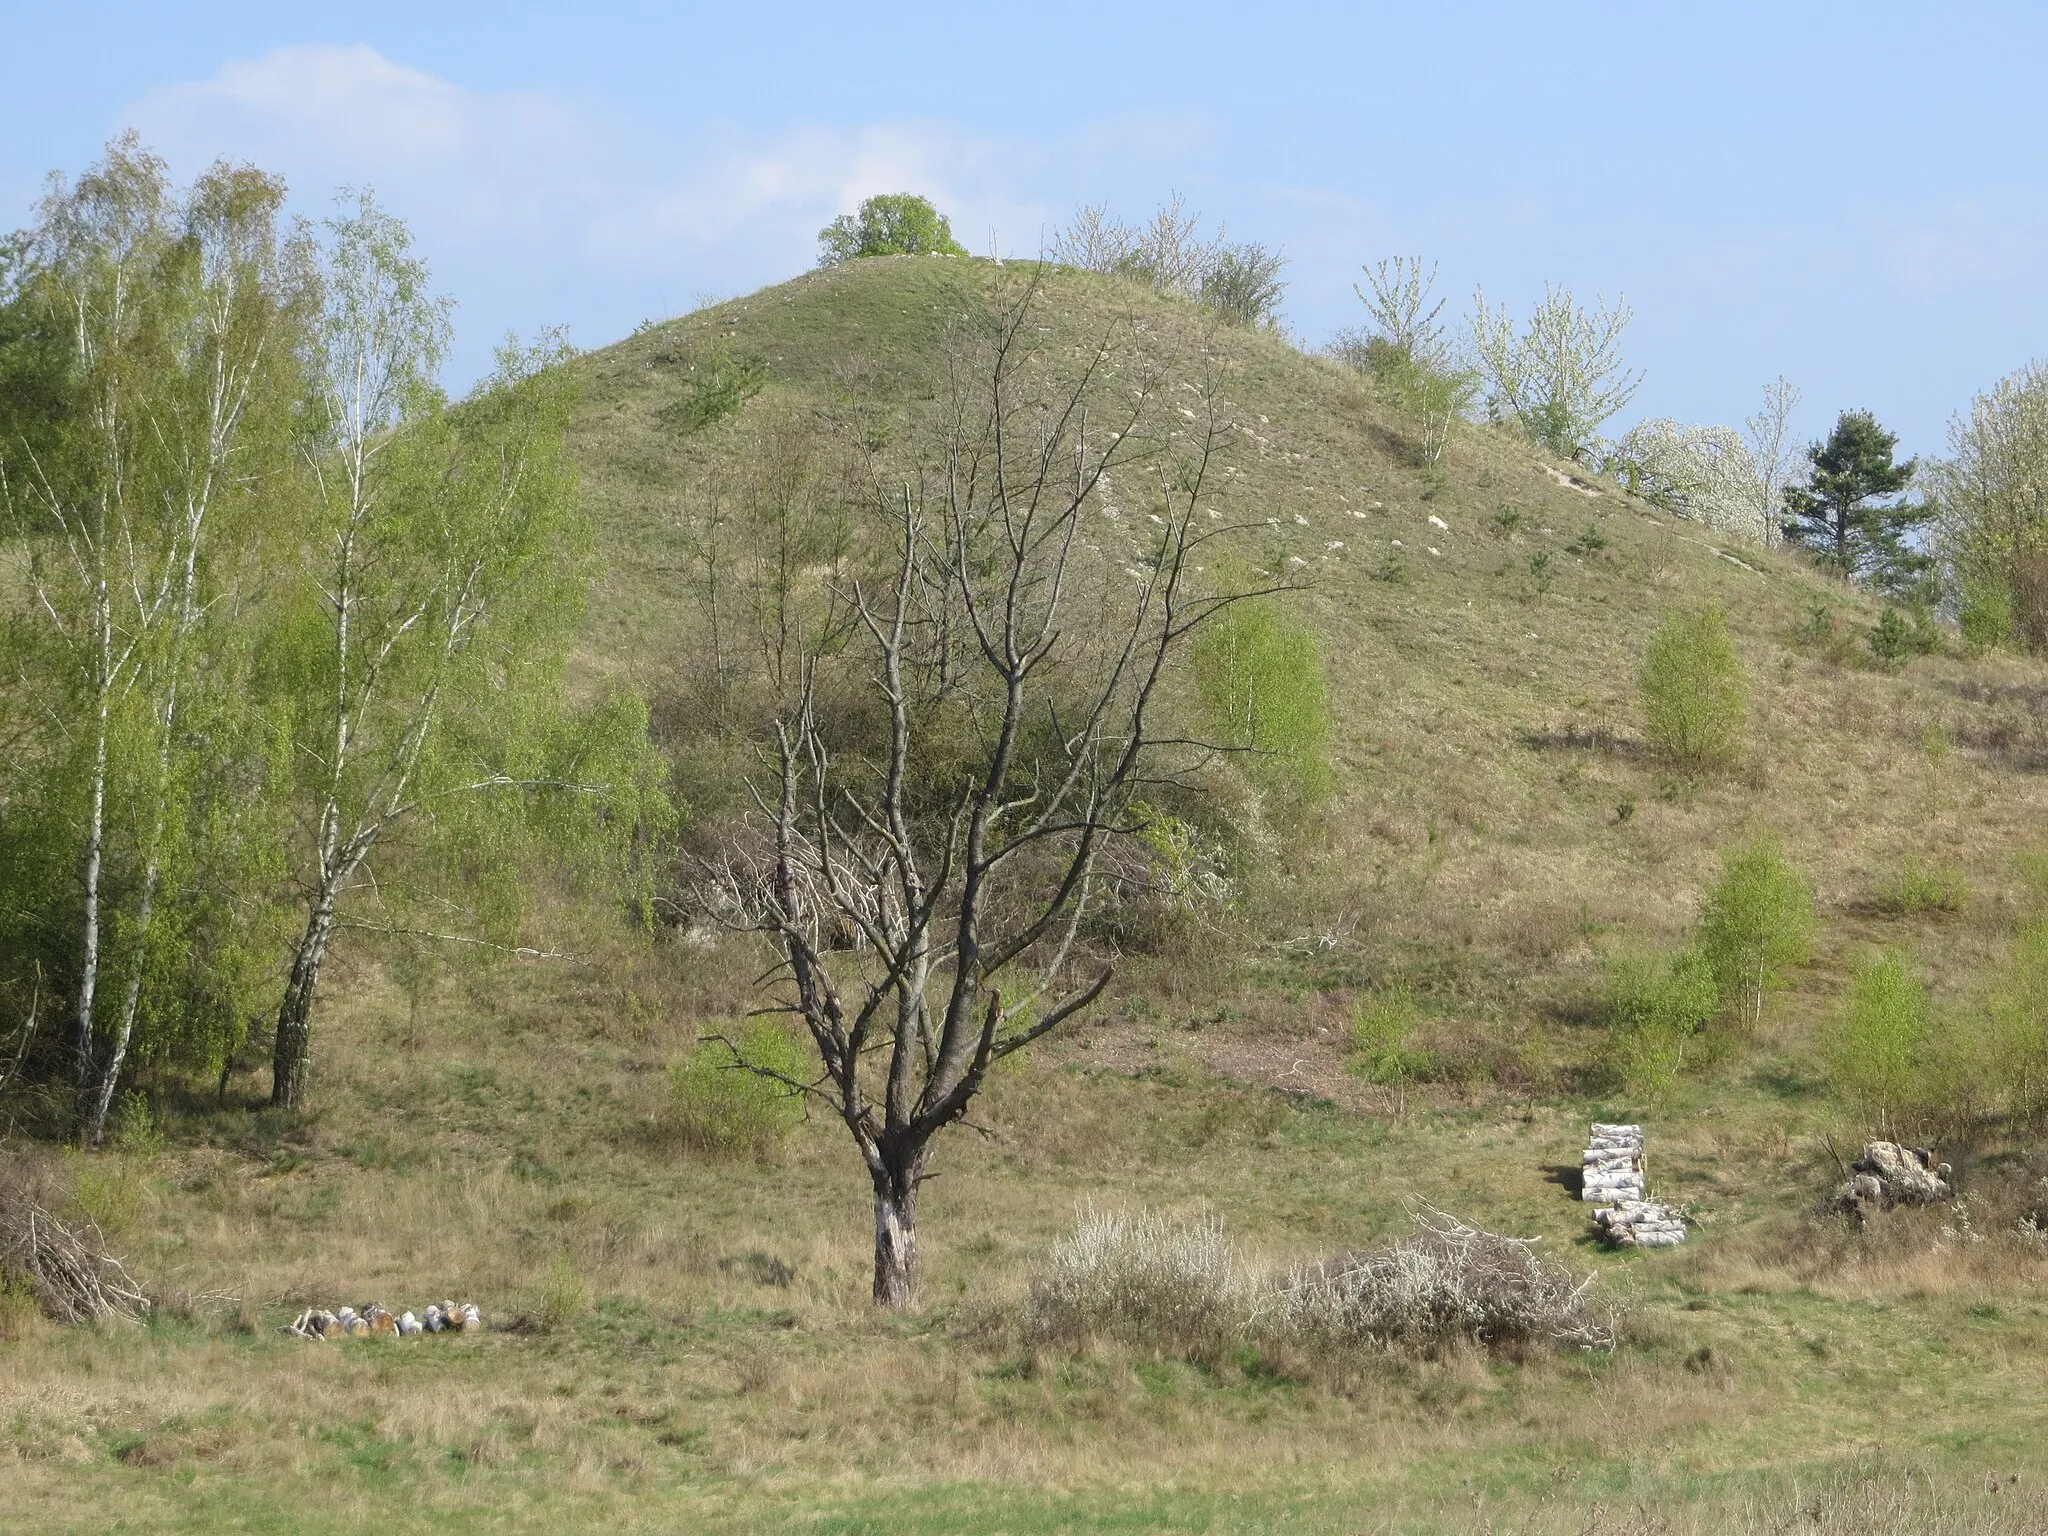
left=817, top=194, right=968, bottom=266
left=1782, top=409, right=1928, bottom=591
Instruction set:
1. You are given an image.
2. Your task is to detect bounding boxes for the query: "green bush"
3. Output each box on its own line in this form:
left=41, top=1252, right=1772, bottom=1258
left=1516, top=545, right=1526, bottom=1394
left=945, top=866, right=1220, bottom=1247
left=1959, top=577, right=2015, bottom=651
left=1697, top=836, right=1815, bottom=1032
left=1640, top=608, right=1746, bottom=772
left=1349, top=987, right=1431, bottom=1086
left=816, top=194, right=968, bottom=266
left=1189, top=597, right=1333, bottom=808
left=667, top=1021, right=809, bottom=1158
left=1879, top=856, right=1968, bottom=916
left=1197, top=244, right=1287, bottom=329
left=1601, top=947, right=1718, bottom=1097
left=672, top=345, right=766, bottom=432
left=1823, top=950, right=1932, bottom=1131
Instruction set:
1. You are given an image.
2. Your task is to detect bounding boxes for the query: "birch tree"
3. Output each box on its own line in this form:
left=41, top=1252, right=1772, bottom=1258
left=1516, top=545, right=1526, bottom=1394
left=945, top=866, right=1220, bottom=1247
left=266, top=196, right=655, bottom=1109
left=0, top=137, right=311, bottom=1139
left=1931, top=361, right=2048, bottom=646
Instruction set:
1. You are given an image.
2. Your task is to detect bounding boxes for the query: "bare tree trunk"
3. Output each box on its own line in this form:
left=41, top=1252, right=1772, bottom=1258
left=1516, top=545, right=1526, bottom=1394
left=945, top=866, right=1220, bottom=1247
left=871, top=1148, right=924, bottom=1308
left=271, top=888, right=339, bottom=1109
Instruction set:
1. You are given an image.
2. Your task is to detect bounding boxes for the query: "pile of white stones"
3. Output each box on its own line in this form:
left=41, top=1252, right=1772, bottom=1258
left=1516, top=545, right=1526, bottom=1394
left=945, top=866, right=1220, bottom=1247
left=282, top=1300, right=482, bottom=1340
left=1836, top=1141, right=1952, bottom=1217
left=1581, top=1122, right=1687, bottom=1248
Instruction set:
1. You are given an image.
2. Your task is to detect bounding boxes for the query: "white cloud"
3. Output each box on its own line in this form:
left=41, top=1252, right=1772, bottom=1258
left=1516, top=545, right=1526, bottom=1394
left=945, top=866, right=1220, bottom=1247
left=122, top=45, right=1079, bottom=378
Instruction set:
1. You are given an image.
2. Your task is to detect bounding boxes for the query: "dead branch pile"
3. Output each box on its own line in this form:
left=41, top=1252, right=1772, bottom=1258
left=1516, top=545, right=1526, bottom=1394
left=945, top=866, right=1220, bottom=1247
left=0, top=1171, right=150, bottom=1324
left=1269, top=1205, right=1615, bottom=1351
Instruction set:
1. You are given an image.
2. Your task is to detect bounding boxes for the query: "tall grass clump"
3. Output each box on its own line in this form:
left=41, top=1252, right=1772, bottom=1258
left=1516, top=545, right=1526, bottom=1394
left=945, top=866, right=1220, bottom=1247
left=1189, top=597, right=1333, bottom=810
left=1601, top=947, right=1717, bottom=1097
left=535, top=1253, right=590, bottom=1333
left=1640, top=607, right=1746, bottom=772
left=1023, top=1207, right=1247, bottom=1360
left=1349, top=986, right=1430, bottom=1088
left=667, top=1021, right=809, bottom=1159
left=1698, top=835, right=1815, bottom=1031
left=1823, top=950, right=1933, bottom=1134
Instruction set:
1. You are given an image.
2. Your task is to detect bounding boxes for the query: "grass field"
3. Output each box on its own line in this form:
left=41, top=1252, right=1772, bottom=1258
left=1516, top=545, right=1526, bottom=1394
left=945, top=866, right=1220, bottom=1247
left=9, top=257, right=2048, bottom=1532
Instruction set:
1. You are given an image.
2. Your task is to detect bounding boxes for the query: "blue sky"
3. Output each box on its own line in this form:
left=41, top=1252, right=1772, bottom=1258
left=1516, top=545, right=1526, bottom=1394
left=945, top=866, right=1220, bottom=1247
left=6, top=2, right=2046, bottom=460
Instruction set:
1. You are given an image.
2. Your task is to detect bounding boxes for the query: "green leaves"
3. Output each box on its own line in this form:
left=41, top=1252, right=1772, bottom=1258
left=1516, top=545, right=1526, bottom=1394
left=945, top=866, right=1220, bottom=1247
left=1640, top=607, right=1747, bottom=773
left=1189, top=596, right=1333, bottom=810
left=1697, top=836, right=1815, bottom=1033
left=816, top=194, right=968, bottom=266
left=1603, top=947, right=1718, bottom=1098
left=1823, top=950, right=1932, bottom=1130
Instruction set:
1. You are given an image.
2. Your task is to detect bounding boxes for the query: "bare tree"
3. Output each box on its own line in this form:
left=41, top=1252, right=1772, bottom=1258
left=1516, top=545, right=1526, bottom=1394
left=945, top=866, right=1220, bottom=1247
left=703, top=275, right=1275, bottom=1306
left=1742, top=377, right=1802, bottom=549
left=1354, top=257, right=1453, bottom=372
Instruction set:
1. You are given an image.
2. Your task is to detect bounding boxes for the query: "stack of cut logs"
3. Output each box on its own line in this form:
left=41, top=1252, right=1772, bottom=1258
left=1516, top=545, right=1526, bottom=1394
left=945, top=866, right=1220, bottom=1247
left=1581, top=1123, right=1687, bottom=1248
left=282, top=1300, right=482, bottom=1340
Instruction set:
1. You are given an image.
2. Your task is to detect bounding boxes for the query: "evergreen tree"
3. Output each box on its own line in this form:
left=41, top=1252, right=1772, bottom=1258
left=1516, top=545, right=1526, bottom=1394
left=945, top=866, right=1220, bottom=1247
left=816, top=194, right=967, bottom=266
left=1782, top=410, right=1929, bottom=591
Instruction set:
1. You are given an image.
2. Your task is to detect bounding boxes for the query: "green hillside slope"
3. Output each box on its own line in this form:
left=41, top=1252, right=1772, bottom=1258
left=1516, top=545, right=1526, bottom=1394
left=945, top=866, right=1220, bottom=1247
left=571, top=255, right=2044, bottom=1092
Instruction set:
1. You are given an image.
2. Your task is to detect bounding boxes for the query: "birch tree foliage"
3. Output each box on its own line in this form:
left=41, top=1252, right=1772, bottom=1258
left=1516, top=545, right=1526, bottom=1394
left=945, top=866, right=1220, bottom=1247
left=0, top=136, right=311, bottom=1138
left=1930, top=360, right=2048, bottom=647
left=264, top=198, right=667, bottom=1109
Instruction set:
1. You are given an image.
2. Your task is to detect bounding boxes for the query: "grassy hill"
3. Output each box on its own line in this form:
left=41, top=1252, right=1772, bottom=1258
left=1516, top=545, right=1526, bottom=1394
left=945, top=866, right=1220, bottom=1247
left=9, top=256, right=2048, bottom=1533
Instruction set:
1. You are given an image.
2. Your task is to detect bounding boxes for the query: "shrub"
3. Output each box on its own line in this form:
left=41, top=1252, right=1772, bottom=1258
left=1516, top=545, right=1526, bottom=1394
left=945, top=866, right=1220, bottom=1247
left=672, top=345, right=766, bottom=432
left=1697, top=836, right=1815, bottom=1032
left=1189, top=597, right=1333, bottom=808
left=0, top=1269, right=43, bottom=1341
left=1869, top=606, right=1939, bottom=668
left=1269, top=1207, right=1613, bottom=1353
left=1975, top=920, right=2048, bottom=1125
left=1349, top=987, right=1431, bottom=1087
left=1023, top=1207, right=1247, bottom=1360
left=1879, top=856, right=1967, bottom=916
left=667, top=1021, right=809, bottom=1158
left=1823, top=950, right=1932, bottom=1132
left=1958, top=577, right=2016, bottom=651
left=1050, top=197, right=1285, bottom=328
left=1640, top=608, right=1746, bottom=771
left=1198, top=244, right=1287, bottom=329
left=816, top=194, right=967, bottom=266
left=1601, top=947, right=1717, bottom=1097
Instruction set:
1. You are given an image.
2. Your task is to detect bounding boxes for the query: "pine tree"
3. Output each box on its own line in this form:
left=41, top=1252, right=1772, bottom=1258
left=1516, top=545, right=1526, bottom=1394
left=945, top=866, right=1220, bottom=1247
left=1782, top=410, right=1929, bottom=591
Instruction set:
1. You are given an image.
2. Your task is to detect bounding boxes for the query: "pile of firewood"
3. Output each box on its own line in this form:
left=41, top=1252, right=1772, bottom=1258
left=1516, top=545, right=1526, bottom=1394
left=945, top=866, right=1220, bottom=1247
left=283, top=1300, right=482, bottom=1340
left=1580, top=1123, right=1687, bottom=1249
